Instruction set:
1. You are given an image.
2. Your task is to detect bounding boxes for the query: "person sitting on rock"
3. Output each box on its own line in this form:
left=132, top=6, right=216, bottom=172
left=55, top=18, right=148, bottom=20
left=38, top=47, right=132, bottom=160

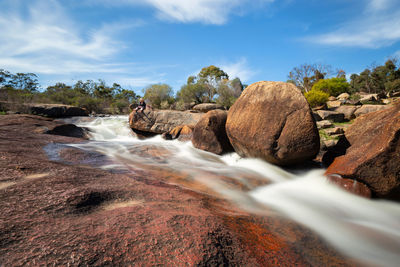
left=135, top=98, right=146, bottom=114
left=129, top=98, right=147, bottom=125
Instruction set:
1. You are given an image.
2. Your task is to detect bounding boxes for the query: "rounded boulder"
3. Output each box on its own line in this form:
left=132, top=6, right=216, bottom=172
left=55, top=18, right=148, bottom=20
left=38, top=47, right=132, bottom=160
left=192, top=110, right=233, bottom=155
left=226, top=81, right=319, bottom=166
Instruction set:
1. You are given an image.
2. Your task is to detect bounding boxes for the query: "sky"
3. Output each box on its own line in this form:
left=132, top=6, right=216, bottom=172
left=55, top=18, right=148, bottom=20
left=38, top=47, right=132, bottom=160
left=1, top=0, right=400, bottom=94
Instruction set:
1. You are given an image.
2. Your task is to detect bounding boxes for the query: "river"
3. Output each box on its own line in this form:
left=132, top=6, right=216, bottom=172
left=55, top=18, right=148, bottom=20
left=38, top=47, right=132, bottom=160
left=61, top=115, right=400, bottom=267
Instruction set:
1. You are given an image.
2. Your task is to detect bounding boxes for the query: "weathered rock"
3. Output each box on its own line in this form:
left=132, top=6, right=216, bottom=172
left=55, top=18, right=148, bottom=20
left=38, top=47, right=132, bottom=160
left=192, top=110, right=233, bottom=155
left=30, top=104, right=88, bottom=117
left=316, top=110, right=345, bottom=122
left=326, top=174, right=371, bottom=198
left=162, top=125, right=195, bottom=142
left=178, top=125, right=194, bottom=142
left=130, top=110, right=204, bottom=134
left=323, top=139, right=339, bottom=149
left=313, top=112, right=322, bottom=121
left=337, top=93, right=350, bottom=101
left=321, top=136, right=351, bottom=167
left=325, top=127, right=344, bottom=136
left=192, top=103, right=225, bottom=113
left=326, top=102, right=400, bottom=198
left=46, top=124, right=88, bottom=139
left=0, top=115, right=357, bottom=266
left=226, top=81, right=320, bottom=166
left=326, top=100, right=342, bottom=108
left=328, top=96, right=336, bottom=101
left=317, top=120, right=333, bottom=129
left=354, top=104, right=389, bottom=117
left=334, top=105, right=360, bottom=121
left=359, top=94, right=378, bottom=102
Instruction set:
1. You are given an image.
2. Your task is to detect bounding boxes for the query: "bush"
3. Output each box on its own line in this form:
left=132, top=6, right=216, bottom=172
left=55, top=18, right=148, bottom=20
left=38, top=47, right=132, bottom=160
left=312, top=78, right=350, bottom=97
left=305, top=89, right=329, bottom=107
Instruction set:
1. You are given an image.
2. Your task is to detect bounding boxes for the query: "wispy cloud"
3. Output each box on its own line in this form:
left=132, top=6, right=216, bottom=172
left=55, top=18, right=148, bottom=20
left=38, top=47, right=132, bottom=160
left=0, top=0, right=142, bottom=75
left=89, top=0, right=274, bottom=25
left=305, top=0, right=400, bottom=48
left=220, top=58, right=257, bottom=82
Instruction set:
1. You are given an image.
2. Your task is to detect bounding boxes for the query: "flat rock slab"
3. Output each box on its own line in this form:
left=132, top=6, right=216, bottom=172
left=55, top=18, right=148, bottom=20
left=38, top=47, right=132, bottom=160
left=316, top=110, right=345, bottom=122
left=317, top=120, right=333, bottom=129
left=354, top=104, right=390, bottom=117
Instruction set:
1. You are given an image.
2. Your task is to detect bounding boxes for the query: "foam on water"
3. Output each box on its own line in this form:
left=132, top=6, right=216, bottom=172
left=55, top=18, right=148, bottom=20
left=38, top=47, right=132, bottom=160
left=68, top=116, right=400, bottom=266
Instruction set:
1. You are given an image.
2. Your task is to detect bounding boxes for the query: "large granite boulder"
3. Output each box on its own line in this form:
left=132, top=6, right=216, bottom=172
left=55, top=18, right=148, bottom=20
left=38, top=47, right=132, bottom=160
left=30, top=104, right=88, bottom=117
left=226, top=81, right=320, bottom=166
left=192, top=103, right=225, bottom=113
left=354, top=104, right=389, bottom=117
left=130, top=110, right=204, bottom=134
left=326, top=102, right=400, bottom=198
left=192, top=110, right=233, bottom=155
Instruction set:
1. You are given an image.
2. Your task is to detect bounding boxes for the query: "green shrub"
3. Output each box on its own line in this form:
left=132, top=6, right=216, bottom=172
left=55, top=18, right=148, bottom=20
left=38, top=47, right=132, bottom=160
left=312, top=78, right=350, bottom=97
left=305, top=89, right=329, bottom=107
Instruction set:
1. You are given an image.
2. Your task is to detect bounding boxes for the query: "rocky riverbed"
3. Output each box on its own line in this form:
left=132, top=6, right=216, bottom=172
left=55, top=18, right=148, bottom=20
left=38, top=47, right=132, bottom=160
left=0, top=114, right=360, bottom=266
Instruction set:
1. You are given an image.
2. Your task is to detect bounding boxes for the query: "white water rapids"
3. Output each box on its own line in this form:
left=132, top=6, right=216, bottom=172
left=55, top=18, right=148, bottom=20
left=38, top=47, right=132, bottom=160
left=64, top=116, right=400, bottom=267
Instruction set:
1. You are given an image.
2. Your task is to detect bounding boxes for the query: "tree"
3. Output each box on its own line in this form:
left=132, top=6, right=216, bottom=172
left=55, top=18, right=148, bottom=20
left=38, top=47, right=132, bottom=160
left=143, top=83, right=174, bottom=109
left=288, top=63, right=332, bottom=92
left=312, top=78, right=350, bottom=97
left=6, top=72, right=40, bottom=91
left=349, top=59, right=400, bottom=94
left=177, top=76, right=208, bottom=104
left=198, top=65, right=229, bottom=101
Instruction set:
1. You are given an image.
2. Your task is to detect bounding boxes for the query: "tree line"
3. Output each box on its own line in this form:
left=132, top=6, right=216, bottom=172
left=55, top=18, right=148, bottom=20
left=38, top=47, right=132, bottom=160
left=1, top=58, right=400, bottom=113
left=287, top=58, right=400, bottom=107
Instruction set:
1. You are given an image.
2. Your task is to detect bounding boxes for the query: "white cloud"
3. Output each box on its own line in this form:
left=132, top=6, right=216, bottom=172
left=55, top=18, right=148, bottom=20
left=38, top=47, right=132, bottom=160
left=0, top=0, right=142, bottom=76
left=220, top=58, right=256, bottom=82
left=90, top=0, right=274, bottom=25
left=306, top=0, right=400, bottom=48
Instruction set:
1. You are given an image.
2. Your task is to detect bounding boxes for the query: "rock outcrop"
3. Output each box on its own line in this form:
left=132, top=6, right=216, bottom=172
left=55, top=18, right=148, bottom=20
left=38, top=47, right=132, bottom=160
left=130, top=110, right=204, bottom=134
left=354, top=104, right=389, bottom=117
left=316, top=110, right=345, bottom=122
left=334, top=105, right=359, bottom=121
left=192, top=110, right=233, bottom=155
left=30, top=104, right=88, bottom=117
left=192, top=103, right=225, bottom=113
left=46, top=124, right=88, bottom=138
left=226, top=81, right=320, bottom=166
left=326, top=102, right=400, bottom=199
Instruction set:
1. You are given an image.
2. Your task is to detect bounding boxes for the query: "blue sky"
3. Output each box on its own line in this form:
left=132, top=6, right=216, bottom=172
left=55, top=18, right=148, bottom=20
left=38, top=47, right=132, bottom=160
left=1, top=0, right=400, bottom=95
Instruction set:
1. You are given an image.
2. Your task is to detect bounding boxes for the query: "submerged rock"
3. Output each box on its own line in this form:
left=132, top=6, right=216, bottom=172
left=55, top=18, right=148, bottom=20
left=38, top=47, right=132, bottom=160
left=226, top=81, right=320, bottom=166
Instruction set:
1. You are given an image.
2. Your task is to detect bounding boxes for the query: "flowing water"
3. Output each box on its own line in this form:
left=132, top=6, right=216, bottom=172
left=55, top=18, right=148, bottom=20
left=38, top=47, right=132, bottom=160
left=61, top=116, right=400, bottom=266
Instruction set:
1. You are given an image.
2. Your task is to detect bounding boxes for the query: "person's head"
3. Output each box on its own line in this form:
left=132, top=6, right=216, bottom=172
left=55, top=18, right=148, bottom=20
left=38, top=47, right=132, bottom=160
left=139, top=98, right=144, bottom=103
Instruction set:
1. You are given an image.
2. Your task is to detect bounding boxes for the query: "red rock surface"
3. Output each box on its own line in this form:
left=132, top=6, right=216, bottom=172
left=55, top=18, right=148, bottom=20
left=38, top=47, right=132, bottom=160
left=0, top=115, right=355, bottom=266
left=326, top=174, right=371, bottom=198
left=326, top=102, right=400, bottom=199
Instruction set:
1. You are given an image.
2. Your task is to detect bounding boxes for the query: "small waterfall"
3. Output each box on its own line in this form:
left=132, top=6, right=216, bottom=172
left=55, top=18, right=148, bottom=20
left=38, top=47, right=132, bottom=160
left=67, top=116, right=400, bottom=267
